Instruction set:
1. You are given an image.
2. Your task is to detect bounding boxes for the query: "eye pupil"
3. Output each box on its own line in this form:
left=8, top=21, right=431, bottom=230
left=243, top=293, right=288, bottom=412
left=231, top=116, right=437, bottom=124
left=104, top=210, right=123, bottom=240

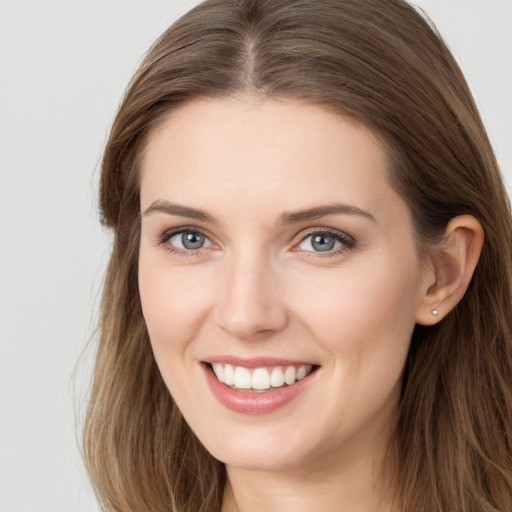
left=311, top=234, right=335, bottom=252
left=182, top=232, right=205, bottom=250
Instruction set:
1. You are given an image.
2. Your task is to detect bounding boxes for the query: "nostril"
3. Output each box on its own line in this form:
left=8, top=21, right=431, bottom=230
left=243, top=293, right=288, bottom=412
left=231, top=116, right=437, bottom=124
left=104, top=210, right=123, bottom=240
left=213, top=265, right=289, bottom=338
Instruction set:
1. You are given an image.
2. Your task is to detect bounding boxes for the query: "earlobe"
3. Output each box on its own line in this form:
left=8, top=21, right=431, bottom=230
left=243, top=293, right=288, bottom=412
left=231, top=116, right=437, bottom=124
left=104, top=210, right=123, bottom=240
left=416, top=215, right=484, bottom=326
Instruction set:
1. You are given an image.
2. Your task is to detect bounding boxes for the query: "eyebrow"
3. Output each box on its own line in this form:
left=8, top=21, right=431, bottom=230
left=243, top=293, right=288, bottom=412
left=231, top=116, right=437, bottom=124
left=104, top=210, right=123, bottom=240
left=142, top=200, right=216, bottom=223
left=141, top=200, right=376, bottom=225
left=278, top=203, right=376, bottom=225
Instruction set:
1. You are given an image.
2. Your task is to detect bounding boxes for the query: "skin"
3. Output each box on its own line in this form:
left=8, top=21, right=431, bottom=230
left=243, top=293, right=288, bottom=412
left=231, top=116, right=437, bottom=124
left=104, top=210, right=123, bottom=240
left=137, top=96, right=483, bottom=512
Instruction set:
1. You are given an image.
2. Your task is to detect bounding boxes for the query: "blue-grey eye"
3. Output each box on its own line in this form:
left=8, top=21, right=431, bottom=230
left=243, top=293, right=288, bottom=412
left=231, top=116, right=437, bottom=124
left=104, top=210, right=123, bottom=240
left=299, top=233, right=342, bottom=252
left=169, top=231, right=212, bottom=250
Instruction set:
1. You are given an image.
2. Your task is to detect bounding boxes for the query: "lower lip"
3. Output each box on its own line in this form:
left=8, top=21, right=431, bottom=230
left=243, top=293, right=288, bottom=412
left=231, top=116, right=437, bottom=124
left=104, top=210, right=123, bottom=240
left=202, top=364, right=317, bottom=415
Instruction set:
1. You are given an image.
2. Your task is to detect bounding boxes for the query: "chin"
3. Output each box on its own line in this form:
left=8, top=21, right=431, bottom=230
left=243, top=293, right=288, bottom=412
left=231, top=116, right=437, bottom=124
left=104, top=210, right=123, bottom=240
left=191, top=418, right=328, bottom=472
left=211, top=444, right=310, bottom=472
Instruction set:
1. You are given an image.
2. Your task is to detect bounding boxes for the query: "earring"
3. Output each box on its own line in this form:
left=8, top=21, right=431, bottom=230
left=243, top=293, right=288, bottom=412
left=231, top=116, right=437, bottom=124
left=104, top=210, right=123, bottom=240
left=432, top=309, right=439, bottom=316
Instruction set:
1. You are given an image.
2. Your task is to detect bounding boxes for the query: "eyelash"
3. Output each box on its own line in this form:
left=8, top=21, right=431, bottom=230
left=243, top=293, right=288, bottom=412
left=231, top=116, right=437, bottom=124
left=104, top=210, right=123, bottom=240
left=158, top=226, right=356, bottom=257
left=159, top=227, right=213, bottom=257
left=293, top=228, right=356, bottom=257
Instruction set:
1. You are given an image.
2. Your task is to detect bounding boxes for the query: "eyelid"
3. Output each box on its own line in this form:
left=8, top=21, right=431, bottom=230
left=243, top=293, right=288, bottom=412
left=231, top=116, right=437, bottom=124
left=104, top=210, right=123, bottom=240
left=156, top=225, right=355, bottom=256
left=291, top=227, right=356, bottom=254
left=159, top=226, right=216, bottom=253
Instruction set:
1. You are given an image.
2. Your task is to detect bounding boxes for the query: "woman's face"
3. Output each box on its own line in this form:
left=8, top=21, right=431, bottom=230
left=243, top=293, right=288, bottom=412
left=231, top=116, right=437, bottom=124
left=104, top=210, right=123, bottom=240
left=138, top=96, right=431, bottom=473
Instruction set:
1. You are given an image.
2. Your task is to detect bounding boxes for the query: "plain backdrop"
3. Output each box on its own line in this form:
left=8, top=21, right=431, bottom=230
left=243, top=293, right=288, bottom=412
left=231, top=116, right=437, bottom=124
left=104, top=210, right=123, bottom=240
left=0, top=1, right=511, bottom=511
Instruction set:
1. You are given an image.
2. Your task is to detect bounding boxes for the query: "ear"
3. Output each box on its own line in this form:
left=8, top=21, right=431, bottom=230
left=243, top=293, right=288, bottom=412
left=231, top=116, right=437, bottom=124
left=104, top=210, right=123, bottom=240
left=416, top=215, right=484, bottom=326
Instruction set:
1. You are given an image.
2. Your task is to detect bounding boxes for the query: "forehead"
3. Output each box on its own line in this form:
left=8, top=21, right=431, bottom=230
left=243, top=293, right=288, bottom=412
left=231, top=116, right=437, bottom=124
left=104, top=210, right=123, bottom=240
left=140, top=96, right=392, bottom=207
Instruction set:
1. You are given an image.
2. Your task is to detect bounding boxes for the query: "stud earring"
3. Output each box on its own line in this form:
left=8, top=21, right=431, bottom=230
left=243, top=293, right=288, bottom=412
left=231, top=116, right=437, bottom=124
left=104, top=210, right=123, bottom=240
left=432, top=309, right=439, bottom=316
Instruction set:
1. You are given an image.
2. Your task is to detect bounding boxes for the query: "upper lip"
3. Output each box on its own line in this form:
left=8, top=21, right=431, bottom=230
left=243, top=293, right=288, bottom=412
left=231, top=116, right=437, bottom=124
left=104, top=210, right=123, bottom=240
left=203, top=355, right=318, bottom=369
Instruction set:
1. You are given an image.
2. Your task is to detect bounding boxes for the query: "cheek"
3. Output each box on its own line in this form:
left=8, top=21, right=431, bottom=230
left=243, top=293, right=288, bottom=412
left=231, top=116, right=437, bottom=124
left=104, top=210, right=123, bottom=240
left=290, top=259, right=420, bottom=359
left=138, top=257, right=213, bottom=353
left=137, top=257, right=217, bottom=412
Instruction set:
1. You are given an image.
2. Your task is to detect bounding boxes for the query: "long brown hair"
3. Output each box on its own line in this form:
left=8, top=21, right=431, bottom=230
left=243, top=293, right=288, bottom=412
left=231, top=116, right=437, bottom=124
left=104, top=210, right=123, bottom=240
left=83, top=1, right=512, bottom=510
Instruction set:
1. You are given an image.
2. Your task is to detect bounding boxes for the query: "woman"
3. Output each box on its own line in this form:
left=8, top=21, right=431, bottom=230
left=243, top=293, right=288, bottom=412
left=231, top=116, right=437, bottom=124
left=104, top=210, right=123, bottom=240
left=83, top=0, right=512, bottom=510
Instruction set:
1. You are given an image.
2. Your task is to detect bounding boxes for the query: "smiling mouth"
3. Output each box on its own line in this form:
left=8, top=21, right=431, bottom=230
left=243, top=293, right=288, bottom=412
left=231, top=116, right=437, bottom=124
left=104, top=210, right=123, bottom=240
left=207, top=362, right=317, bottom=393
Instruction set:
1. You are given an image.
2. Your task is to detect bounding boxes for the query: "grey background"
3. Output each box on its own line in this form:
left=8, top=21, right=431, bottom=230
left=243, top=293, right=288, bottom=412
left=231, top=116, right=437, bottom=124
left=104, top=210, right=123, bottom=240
left=1, top=1, right=511, bottom=511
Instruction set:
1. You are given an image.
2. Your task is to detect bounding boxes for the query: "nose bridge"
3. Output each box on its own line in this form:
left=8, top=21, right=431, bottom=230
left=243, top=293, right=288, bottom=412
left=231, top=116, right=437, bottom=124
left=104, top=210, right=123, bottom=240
left=215, top=243, right=288, bottom=339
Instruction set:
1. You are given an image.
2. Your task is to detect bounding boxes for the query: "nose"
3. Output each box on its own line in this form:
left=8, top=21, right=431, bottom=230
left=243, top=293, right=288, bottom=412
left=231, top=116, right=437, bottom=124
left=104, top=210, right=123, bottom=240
left=214, top=249, right=289, bottom=340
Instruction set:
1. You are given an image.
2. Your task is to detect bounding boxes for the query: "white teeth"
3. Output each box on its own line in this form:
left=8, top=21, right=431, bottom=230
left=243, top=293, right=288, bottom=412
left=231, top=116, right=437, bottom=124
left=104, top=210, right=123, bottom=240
left=233, top=366, right=252, bottom=389
left=210, top=363, right=314, bottom=391
left=296, top=364, right=308, bottom=380
left=270, top=367, right=285, bottom=387
left=211, top=363, right=225, bottom=383
left=284, top=366, right=296, bottom=385
left=252, top=368, right=271, bottom=390
left=224, top=364, right=235, bottom=386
